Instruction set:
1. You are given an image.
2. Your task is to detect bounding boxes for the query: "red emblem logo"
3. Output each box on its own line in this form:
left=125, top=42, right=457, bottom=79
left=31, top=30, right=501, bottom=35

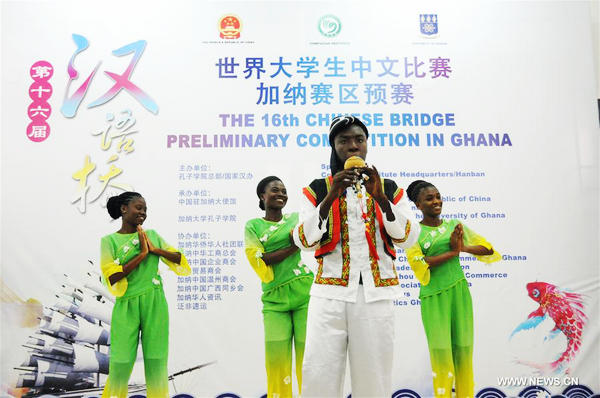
left=219, top=15, right=242, bottom=39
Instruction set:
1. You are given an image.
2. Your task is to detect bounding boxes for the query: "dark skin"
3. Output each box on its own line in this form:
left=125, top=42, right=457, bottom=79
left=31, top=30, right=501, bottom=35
left=319, top=125, right=396, bottom=222
left=415, top=186, right=494, bottom=268
left=259, top=180, right=299, bottom=265
left=108, top=197, right=182, bottom=285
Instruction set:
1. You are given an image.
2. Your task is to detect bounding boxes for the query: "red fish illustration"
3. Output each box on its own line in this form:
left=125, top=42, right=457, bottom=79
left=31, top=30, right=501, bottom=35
left=510, top=282, right=586, bottom=373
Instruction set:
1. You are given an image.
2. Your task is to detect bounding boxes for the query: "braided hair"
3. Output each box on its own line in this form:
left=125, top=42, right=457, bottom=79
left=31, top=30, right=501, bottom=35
left=106, top=192, right=143, bottom=219
left=256, top=176, right=281, bottom=210
left=406, top=180, right=435, bottom=203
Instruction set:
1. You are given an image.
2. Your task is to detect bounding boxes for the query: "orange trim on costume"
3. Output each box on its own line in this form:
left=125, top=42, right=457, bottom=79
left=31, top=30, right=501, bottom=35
left=302, top=187, right=317, bottom=207
left=375, top=202, right=397, bottom=259
left=368, top=197, right=399, bottom=287
left=298, top=224, right=318, bottom=249
left=314, top=197, right=340, bottom=256
left=315, top=176, right=340, bottom=257
left=314, top=195, right=350, bottom=286
left=390, top=220, right=412, bottom=244
left=392, top=188, right=404, bottom=205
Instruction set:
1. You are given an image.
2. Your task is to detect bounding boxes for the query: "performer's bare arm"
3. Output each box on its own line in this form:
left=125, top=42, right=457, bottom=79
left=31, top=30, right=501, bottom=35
left=262, top=234, right=299, bottom=265
left=144, top=230, right=182, bottom=264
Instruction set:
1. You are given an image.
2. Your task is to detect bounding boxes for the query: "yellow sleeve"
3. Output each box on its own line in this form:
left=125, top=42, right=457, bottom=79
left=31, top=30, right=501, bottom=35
left=155, top=232, right=191, bottom=276
left=406, top=243, right=431, bottom=286
left=100, top=236, right=127, bottom=297
left=462, top=225, right=502, bottom=264
left=244, top=222, right=274, bottom=283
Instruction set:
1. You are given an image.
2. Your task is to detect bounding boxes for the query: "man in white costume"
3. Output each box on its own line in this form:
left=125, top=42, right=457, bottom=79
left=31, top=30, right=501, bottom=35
left=293, top=116, right=419, bottom=397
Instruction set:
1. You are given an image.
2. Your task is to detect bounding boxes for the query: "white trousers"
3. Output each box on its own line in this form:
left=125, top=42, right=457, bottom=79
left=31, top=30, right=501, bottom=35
left=302, top=286, right=395, bottom=398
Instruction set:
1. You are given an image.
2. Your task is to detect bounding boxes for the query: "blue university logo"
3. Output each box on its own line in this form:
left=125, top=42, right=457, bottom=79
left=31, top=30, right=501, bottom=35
left=420, top=14, right=438, bottom=37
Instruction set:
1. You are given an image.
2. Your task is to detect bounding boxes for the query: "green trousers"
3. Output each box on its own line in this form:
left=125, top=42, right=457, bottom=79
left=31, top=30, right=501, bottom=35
left=262, top=276, right=312, bottom=398
left=421, top=279, right=474, bottom=398
left=102, top=286, right=169, bottom=398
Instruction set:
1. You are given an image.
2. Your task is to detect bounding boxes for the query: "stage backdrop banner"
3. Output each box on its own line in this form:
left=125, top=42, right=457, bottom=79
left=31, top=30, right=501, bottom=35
left=1, top=1, right=598, bottom=397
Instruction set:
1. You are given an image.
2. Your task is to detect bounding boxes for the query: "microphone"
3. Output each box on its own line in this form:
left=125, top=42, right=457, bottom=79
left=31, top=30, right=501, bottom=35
left=344, top=156, right=369, bottom=196
left=344, top=156, right=379, bottom=260
left=344, top=155, right=366, bottom=170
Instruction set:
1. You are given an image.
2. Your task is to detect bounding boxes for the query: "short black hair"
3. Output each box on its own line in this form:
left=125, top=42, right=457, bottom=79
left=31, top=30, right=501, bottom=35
left=406, top=180, right=435, bottom=203
left=256, top=176, right=281, bottom=210
left=106, top=192, right=143, bottom=219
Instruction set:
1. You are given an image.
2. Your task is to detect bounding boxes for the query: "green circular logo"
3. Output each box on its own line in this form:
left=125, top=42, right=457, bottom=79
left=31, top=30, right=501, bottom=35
left=318, top=15, right=341, bottom=38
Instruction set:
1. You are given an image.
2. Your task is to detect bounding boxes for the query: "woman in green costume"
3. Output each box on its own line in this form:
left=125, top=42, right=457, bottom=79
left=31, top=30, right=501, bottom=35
left=244, top=176, right=313, bottom=398
left=406, top=181, right=501, bottom=398
left=100, top=192, right=190, bottom=398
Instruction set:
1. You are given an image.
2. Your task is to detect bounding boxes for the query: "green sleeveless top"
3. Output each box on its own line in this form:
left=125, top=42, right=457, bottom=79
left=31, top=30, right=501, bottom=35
left=244, top=213, right=313, bottom=292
